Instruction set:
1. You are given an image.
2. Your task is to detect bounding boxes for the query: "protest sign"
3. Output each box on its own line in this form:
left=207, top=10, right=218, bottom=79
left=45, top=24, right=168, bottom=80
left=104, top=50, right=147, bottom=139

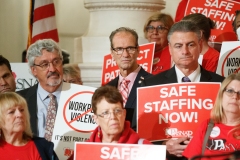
left=52, top=83, right=97, bottom=159
left=137, top=82, right=221, bottom=141
left=10, top=63, right=38, bottom=91
left=101, top=42, right=155, bottom=85
left=185, top=0, right=240, bottom=42
left=216, top=41, right=240, bottom=76
left=74, top=142, right=166, bottom=160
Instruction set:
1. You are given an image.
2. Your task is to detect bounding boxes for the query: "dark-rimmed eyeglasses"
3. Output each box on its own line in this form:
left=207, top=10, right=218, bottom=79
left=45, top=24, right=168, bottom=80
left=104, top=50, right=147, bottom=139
left=112, top=46, right=138, bottom=55
left=224, top=89, right=240, bottom=98
left=97, top=109, right=124, bottom=119
left=33, top=58, right=62, bottom=70
left=146, top=25, right=168, bottom=33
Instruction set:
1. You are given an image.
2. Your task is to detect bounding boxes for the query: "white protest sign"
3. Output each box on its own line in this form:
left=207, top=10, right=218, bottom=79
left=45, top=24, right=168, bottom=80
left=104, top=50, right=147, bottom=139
left=10, top=63, right=38, bottom=91
left=216, top=41, right=240, bottom=76
left=52, top=83, right=97, bottom=159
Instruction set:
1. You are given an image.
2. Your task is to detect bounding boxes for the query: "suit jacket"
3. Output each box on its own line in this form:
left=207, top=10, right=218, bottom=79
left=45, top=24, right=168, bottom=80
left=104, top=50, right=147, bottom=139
left=107, top=67, right=152, bottom=130
left=143, top=65, right=224, bottom=160
left=144, top=65, right=225, bottom=86
left=17, top=84, right=39, bottom=136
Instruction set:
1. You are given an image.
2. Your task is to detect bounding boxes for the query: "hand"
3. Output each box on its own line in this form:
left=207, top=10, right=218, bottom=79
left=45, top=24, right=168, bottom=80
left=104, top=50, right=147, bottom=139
left=166, top=137, right=190, bottom=157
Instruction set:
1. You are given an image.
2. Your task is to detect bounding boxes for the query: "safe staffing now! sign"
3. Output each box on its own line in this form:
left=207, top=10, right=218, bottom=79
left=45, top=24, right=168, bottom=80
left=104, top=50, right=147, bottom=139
left=137, top=82, right=221, bottom=141
left=74, top=142, right=166, bottom=160
left=101, top=42, right=155, bottom=86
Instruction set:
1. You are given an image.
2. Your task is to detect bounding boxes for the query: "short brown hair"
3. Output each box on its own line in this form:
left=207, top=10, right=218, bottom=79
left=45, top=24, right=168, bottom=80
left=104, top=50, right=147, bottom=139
left=91, top=85, right=123, bottom=114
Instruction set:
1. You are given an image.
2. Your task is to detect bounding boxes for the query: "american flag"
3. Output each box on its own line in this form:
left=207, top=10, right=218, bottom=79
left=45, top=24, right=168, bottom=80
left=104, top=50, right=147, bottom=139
left=27, top=0, right=59, bottom=47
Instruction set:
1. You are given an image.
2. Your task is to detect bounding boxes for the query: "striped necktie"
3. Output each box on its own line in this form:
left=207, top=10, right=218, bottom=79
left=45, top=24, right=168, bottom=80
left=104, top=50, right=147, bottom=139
left=182, top=76, right=191, bottom=82
left=120, top=78, right=130, bottom=107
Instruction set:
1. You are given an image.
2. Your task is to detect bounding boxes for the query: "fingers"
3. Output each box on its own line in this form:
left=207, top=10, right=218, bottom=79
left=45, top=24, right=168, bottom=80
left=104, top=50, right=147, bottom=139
left=166, top=137, right=189, bottom=157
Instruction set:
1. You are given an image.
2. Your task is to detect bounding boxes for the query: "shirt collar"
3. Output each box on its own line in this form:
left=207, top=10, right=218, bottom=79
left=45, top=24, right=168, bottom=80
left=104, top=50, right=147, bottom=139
left=175, top=65, right=201, bottom=83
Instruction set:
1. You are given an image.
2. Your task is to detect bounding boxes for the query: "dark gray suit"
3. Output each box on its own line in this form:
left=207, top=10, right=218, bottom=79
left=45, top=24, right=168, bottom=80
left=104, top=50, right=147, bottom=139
left=107, top=67, right=152, bottom=130
left=17, top=84, right=39, bottom=136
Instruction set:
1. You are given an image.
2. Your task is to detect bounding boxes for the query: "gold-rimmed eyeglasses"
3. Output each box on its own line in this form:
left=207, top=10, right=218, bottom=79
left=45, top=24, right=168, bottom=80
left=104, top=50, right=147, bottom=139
left=97, top=109, right=124, bottom=119
left=33, top=58, right=62, bottom=70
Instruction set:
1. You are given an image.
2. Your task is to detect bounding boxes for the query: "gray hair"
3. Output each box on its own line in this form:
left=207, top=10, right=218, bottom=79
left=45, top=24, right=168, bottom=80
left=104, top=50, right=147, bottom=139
left=27, top=39, right=62, bottom=67
left=109, top=27, right=139, bottom=48
left=167, top=20, right=202, bottom=42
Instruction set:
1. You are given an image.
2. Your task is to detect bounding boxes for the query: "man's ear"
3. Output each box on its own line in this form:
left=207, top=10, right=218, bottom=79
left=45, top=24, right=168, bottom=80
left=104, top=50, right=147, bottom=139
left=30, top=66, right=37, bottom=77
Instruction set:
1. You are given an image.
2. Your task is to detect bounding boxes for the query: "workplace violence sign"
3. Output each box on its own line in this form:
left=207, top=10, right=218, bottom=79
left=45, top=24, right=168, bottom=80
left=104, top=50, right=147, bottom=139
left=137, top=82, right=221, bottom=141
left=74, top=142, right=166, bottom=160
left=101, top=42, right=155, bottom=85
left=185, top=0, right=240, bottom=42
left=216, top=41, right=240, bottom=76
left=52, top=82, right=97, bottom=160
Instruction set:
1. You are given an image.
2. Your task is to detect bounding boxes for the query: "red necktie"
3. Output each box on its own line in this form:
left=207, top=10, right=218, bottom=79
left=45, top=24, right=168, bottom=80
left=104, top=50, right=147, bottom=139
left=120, top=78, right=130, bottom=107
left=44, top=93, right=57, bottom=141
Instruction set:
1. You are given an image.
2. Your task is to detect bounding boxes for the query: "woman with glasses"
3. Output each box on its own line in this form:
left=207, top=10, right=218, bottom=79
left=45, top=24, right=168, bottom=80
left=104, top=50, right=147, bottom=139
left=182, top=13, right=220, bottom=73
left=143, top=13, right=174, bottom=75
left=183, top=73, right=240, bottom=159
left=89, top=85, right=151, bottom=144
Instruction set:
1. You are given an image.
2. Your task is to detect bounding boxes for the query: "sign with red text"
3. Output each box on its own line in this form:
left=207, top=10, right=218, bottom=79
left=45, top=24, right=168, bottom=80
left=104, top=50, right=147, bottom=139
left=185, top=0, right=240, bottom=42
left=216, top=41, right=240, bottom=76
left=52, top=83, right=97, bottom=160
left=101, top=42, right=155, bottom=86
left=137, top=82, right=221, bottom=141
left=11, top=63, right=38, bottom=91
left=74, top=142, right=166, bottom=160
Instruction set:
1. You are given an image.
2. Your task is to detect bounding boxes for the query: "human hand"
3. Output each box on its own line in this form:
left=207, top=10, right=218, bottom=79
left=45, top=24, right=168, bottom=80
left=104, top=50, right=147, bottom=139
left=166, top=137, right=190, bottom=157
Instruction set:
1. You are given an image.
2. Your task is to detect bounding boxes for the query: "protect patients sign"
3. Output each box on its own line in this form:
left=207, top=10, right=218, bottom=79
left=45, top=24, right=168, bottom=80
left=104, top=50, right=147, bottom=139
left=52, top=83, right=97, bottom=159
left=137, top=82, right=221, bottom=141
left=74, top=142, right=166, bottom=160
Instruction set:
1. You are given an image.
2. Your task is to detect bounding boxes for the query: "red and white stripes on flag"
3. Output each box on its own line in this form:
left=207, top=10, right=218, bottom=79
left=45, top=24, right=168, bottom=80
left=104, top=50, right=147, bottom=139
left=27, top=0, right=59, bottom=47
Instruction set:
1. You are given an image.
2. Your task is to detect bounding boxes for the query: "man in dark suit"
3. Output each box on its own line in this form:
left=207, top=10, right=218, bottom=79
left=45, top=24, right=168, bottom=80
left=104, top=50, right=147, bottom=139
left=107, top=27, right=152, bottom=130
left=143, top=21, right=224, bottom=160
left=0, top=55, right=16, bottom=93
left=17, top=39, right=63, bottom=138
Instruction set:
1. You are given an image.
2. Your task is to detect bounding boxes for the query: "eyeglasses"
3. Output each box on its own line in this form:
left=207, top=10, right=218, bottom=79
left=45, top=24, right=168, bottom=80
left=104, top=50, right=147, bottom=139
left=112, top=46, right=138, bottom=55
left=146, top=25, right=168, bottom=33
left=97, top=109, right=124, bottom=119
left=33, top=58, right=62, bottom=70
left=224, top=89, right=240, bottom=98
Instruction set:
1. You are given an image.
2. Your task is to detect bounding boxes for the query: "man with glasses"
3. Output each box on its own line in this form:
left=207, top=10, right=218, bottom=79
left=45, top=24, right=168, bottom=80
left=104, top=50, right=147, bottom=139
left=107, top=27, right=152, bottom=131
left=0, top=55, right=16, bottom=93
left=17, top=39, right=63, bottom=139
left=142, top=21, right=225, bottom=160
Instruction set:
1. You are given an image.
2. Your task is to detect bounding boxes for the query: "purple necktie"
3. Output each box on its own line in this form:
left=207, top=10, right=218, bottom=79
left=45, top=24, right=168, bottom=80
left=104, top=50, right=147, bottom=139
left=182, top=76, right=191, bottom=82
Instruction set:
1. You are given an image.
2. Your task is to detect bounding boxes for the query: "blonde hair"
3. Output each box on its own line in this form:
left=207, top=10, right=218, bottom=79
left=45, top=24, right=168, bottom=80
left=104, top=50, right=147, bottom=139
left=211, top=73, right=240, bottom=139
left=0, top=92, right=33, bottom=141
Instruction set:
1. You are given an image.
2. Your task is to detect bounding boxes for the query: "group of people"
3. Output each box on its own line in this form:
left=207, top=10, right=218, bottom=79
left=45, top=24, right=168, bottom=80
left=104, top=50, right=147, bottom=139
left=0, top=9, right=240, bottom=160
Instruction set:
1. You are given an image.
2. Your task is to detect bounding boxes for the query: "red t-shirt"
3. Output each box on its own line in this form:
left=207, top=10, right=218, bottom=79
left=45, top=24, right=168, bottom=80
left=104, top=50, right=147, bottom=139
left=0, top=139, right=42, bottom=160
left=183, top=119, right=240, bottom=160
left=202, top=47, right=220, bottom=72
left=152, top=46, right=171, bottom=75
left=175, top=0, right=189, bottom=22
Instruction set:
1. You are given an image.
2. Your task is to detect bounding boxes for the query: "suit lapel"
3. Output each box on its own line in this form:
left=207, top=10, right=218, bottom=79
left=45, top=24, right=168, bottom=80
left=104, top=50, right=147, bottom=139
left=164, top=67, right=178, bottom=83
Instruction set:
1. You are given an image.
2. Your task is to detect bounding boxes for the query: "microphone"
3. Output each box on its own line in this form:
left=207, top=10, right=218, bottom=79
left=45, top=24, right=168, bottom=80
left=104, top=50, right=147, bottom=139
left=190, top=150, right=240, bottom=160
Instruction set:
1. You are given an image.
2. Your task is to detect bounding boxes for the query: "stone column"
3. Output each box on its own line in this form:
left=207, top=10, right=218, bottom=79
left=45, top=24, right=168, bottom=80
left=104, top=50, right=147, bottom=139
left=74, top=0, right=165, bottom=87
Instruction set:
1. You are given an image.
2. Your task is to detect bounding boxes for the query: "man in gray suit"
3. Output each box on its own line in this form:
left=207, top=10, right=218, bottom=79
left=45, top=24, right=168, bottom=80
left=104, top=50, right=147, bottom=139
left=143, top=21, right=224, bottom=160
left=107, top=27, right=152, bottom=130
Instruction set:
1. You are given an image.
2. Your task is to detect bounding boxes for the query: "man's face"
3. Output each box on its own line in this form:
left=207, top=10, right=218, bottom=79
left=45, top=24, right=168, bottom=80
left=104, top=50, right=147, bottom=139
left=111, top=31, right=139, bottom=74
left=0, top=64, right=16, bottom=93
left=31, top=49, right=63, bottom=92
left=169, top=31, right=202, bottom=70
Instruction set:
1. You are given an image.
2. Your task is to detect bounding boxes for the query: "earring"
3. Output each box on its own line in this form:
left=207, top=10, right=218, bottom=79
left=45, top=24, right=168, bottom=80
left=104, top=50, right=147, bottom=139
left=98, top=126, right=101, bottom=138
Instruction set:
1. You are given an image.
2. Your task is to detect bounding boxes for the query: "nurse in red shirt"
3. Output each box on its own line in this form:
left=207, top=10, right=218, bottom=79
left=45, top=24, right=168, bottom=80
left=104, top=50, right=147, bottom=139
left=143, top=13, right=174, bottom=75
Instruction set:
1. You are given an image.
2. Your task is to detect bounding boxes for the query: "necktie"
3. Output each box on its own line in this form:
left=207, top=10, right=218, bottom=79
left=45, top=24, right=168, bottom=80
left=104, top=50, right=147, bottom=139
left=182, top=76, right=191, bottom=82
left=120, top=78, right=130, bottom=107
left=44, top=93, right=57, bottom=141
